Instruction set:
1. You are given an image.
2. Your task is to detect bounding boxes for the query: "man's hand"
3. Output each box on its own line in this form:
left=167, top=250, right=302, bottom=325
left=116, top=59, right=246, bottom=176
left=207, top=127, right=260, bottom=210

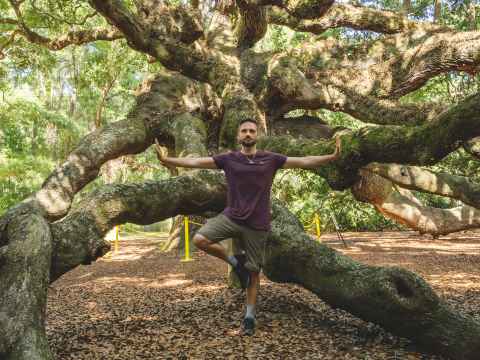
left=154, top=138, right=174, bottom=170
left=333, top=135, right=342, bottom=159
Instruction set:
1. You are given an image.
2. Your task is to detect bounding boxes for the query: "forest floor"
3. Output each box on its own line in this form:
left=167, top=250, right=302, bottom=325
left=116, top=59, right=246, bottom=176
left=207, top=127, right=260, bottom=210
left=46, top=231, right=480, bottom=359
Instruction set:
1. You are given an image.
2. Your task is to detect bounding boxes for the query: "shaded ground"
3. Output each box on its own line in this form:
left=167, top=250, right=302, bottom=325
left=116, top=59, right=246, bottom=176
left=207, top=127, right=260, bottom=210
left=46, top=231, right=480, bottom=359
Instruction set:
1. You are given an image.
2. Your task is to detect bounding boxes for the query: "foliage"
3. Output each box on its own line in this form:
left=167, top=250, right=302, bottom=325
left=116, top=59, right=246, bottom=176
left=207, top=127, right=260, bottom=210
left=273, top=170, right=401, bottom=232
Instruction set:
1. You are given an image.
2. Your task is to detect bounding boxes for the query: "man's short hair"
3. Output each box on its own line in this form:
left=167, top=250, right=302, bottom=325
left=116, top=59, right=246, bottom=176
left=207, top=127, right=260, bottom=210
left=238, top=118, right=258, bottom=128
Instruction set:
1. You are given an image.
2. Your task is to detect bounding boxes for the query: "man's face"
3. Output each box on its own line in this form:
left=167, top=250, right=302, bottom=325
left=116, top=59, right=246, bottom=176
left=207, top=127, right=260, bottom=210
left=237, top=121, right=258, bottom=147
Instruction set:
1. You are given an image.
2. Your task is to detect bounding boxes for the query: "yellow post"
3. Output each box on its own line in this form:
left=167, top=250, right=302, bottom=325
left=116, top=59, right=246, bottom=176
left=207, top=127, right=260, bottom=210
left=314, top=213, right=321, bottom=241
left=114, top=225, right=120, bottom=254
left=181, top=216, right=193, bottom=262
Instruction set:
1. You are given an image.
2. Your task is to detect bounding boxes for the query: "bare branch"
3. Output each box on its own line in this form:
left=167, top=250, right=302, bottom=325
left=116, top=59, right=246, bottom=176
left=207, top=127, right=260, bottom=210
left=19, top=27, right=123, bottom=50
left=4, top=0, right=123, bottom=51
left=364, top=163, right=480, bottom=209
left=353, top=170, right=480, bottom=236
left=0, top=17, right=18, bottom=25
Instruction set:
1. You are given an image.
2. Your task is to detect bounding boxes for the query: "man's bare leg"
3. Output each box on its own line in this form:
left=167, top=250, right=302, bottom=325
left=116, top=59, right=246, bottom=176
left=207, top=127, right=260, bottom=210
left=192, top=233, right=229, bottom=263
left=193, top=234, right=250, bottom=289
left=242, top=271, right=259, bottom=335
left=246, top=271, right=260, bottom=307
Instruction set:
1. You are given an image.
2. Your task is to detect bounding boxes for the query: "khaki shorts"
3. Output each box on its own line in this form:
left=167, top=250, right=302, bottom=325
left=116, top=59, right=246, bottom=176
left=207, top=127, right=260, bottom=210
left=196, top=214, right=268, bottom=273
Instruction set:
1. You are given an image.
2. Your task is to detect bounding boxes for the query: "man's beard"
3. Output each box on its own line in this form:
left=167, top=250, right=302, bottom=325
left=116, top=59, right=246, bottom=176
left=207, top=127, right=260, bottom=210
left=240, top=138, right=256, bottom=147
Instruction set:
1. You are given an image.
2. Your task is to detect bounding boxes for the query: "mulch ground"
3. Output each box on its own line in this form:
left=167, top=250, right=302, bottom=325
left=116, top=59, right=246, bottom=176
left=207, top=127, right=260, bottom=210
left=46, top=231, right=480, bottom=359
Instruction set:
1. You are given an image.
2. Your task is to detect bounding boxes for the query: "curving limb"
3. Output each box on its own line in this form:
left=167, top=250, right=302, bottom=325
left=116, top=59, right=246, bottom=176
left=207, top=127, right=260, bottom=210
left=266, top=3, right=439, bottom=34
left=353, top=170, right=480, bottom=236
left=364, top=162, right=480, bottom=209
left=42, top=173, right=480, bottom=360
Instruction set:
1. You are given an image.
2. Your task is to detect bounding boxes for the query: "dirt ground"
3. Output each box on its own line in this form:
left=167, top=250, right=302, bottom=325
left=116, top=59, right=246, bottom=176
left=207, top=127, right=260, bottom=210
left=46, top=231, right=480, bottom=359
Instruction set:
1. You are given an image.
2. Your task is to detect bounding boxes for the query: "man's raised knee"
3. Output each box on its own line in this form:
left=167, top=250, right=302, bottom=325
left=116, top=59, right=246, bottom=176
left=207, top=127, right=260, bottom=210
left=193, top=233, right=209, bottom=249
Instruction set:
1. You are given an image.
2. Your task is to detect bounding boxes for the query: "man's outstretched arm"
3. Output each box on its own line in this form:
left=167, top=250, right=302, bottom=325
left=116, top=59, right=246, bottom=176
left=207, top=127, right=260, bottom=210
left=154, top=139, right=218, bottom=169
left=282, top=136, right=341, bottom=169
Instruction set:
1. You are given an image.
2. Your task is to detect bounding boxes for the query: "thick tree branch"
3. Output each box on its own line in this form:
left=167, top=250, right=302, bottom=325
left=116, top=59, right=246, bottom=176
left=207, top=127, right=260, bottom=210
left=387, top=30, right=480, bottom=98
left=264, top=22, right=479, bottom=121
left=266, top=3, right=440, bottom=34
left=259, top=92, right=480, bottom=189
left=266, top=52, right=446, bottom=124
left=0, top=213, right=53, bottom=359
left=235, top=0, right=268, bottom=49
left=87, top=0, right=149, bottom=51
left=48, top=174, right=480, bottom=359
left=89, top=0, right=238, bottom=93
left=353, top=170, right=480, bottom=235
left=17, top=27, right=123, bottom=51
left=364, top=163, right=480, bottom=209
left=272, top=114, right=334, bottom=139
left=50, top=171, right=226, bottom=281
left=0, top=70, right=219, bottom=230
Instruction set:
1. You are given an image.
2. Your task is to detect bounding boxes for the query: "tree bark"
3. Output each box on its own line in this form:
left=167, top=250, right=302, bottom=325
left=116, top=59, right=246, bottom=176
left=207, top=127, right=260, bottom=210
left=0, top=211, right=53, bottom=359
left=364, top=162, right=480, bottom=208
left=352, top=170, right=480, bottom=235
left=267, top=200, right=480, bottom=360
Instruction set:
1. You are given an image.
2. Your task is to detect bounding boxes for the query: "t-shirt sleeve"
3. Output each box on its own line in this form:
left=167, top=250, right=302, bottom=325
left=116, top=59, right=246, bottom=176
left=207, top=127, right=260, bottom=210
left=212, top=152, right=230, bottom=169
left=272, top=152, right=288, bottom=170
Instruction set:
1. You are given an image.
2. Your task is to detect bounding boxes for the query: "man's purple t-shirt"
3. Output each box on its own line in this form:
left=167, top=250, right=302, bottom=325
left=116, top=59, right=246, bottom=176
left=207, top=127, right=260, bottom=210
left=213, top=150, right=287, bottom=231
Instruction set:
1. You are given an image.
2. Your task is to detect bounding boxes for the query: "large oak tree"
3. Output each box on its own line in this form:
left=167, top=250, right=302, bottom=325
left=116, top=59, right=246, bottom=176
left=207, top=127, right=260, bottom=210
left=1, top=0, right=480, bottom=358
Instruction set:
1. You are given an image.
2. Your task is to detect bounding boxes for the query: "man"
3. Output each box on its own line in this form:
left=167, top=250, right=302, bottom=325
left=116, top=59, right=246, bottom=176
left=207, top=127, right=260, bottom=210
left=154, top=118, right=341, bottom=336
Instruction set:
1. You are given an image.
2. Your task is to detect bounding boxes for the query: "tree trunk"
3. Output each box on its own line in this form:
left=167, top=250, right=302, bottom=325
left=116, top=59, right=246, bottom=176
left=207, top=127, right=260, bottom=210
left=0, top=209, right=53, bottom=359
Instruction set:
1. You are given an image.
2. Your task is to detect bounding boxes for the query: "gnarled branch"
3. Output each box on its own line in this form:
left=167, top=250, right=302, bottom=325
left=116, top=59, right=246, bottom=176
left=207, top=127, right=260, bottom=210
left=266, top=3, right=440, bottom=35
left=89, top=0, right=238, bottom=93
left=353, top=170, right=480, bottom=235
left=259, top=92, right=480, bottom=189
left=364, top=163, right=480, bottom=209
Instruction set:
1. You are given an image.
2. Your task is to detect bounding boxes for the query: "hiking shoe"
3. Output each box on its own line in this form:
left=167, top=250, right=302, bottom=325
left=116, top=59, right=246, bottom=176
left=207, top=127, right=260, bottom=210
left=242, top=317, right=255, bottom=336
left=232, top=256, right=250, bottom=289
left=234, top=253, right=247, bottom=266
